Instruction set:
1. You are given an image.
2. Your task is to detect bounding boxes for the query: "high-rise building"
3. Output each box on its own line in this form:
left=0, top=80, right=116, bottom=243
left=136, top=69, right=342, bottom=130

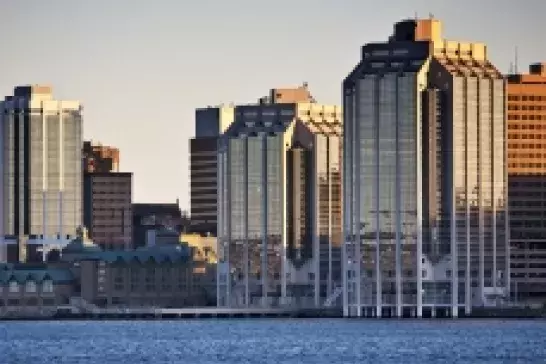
left=0, top=85, right=83, bottom=262
left=507, top=63, right=546, bottom=303
left=190, top=105, right=234, bottom=235
left=190, top=85, right=315, bottom=236
left=83, top=172, right=132, bottom=250
left=83, top=141, right=120, bottom=173
left=82, top=140, right=132, bottom=250
left=343, top=19, right=508, bottom=318
left=217, top=85, right=342, bottom=307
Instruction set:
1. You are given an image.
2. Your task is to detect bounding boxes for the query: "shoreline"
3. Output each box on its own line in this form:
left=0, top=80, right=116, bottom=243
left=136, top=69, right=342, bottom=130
left=1, top=310, right=545, bottom=321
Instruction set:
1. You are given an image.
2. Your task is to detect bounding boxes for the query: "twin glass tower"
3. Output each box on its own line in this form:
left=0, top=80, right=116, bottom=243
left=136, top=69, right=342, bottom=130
left=216, top=88, right=343, bottom=308
left=216, top=18, right=509, bottom=317
left=343, top=19, right=508, bottom=317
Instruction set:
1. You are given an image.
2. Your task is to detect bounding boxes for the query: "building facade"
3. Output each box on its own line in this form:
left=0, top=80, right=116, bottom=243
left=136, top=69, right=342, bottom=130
left=0, top=85, right=83, bottom=263
left=0, top=264, right=74, bottom=317
left=61, top=228, right=214, bottom=308
left=343, top=19, right=508, bottom=317
left=190, top=106, right=234, bottom=235
left=507, top=63, right=546, bottom=303
left=217, top=86, right=342, bottom=308
left=190, top=86, right=314, bottom=236
left=132, top=202, right=187, bottom=248
left=83, top=172, right=132, bottom=250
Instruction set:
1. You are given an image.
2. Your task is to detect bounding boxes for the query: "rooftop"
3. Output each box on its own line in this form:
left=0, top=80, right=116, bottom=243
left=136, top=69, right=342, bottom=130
left=0, top=266, right=74, bottom=284
left=76, top=244, right=191, bottom=263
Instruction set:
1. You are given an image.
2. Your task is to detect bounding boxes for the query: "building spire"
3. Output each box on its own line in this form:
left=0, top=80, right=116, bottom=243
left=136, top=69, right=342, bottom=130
left=514, top=46, right=519, bottom=74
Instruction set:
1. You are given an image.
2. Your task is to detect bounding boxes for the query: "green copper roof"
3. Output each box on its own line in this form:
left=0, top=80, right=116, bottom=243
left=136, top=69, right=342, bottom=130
left=0, top=268, right=74, bottom=284
left=78, top=244, right=191, bottom=263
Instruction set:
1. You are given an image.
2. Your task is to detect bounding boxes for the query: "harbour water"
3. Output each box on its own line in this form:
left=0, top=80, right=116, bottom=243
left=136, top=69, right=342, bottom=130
left=0, top=319, right=545, bottom=363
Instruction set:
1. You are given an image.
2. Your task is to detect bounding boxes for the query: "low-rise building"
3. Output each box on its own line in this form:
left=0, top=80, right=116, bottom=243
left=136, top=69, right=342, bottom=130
left=61, top=228, right=215, bottom=307
left=0, top=227, right=217, bottom=316
left=0, top=264, right=75, bottom=316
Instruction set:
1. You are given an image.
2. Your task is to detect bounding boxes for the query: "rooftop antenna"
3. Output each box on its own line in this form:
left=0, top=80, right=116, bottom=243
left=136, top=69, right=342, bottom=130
left=514, top=46, right=519, bottom=74
left=509, top=62, right=514, bottom=75
left=414, top=11, right=418, bottom=20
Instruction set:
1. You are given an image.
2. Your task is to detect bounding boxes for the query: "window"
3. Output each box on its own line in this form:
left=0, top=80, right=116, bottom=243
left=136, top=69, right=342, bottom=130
left=9, top=281, right=19, bottom=293
left=42, top=280, right=53, bottom=293
left=25, top=281, right=37, bottom=293
left=421, top=270, right=427, bottom=278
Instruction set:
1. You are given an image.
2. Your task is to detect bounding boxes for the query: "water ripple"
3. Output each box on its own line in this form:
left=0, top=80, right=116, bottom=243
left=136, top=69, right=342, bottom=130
left=0, top=319, right=545, bottom=364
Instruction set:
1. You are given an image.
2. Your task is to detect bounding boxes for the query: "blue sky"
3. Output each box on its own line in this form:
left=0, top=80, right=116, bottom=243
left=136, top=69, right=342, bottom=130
left=2, top=0, right=544, bottom=210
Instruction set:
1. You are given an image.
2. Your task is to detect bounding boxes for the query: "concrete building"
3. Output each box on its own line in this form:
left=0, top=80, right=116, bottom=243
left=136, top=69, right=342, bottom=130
left=0, top=264, right=74, bottom=317
left=507, top=63, right=546, bottom=303
left=132, top=202, right=187, bottom=248
left=190, top=105, right=234, bottom=235
left=217, top=85, right=342, bottom=308
left=343, top=18, right=508, bottom=318
left=63, top=240, right=212, bottom=308
left=0, top=85, right=83, bottom=263
left=83, top=172, right=132, bottom=250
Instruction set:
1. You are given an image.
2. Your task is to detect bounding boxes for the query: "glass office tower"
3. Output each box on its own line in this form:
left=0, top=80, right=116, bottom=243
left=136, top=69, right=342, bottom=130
left=0, top=85, right=83, bottom=262
left=217, top=89, right=342, bottom=308
left=343, top=19, right=508, bottom=317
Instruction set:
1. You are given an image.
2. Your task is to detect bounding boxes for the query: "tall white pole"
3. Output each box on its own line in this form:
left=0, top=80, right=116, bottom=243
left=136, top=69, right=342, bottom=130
left=59, top=106, right=64, bottom=248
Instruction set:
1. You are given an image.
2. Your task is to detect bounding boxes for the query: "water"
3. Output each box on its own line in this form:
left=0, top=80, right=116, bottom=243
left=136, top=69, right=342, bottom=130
left=1, top=319, right=545, bottom=363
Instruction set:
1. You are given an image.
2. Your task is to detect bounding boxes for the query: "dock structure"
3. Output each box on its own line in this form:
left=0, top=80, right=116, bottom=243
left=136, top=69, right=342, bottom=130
left=55, top=305, right=300, bottom=319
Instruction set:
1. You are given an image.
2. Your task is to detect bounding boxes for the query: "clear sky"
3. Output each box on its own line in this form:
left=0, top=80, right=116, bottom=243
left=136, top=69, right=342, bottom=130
left=2, top=0, right=544, bottom=211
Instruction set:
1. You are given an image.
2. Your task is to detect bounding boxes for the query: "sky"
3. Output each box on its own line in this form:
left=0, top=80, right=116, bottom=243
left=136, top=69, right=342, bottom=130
left=2, top=0, right=545, bottom=211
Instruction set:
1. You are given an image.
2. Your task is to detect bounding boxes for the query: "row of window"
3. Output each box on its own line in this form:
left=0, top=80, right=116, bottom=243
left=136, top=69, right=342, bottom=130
left=508, top=153, right=546, bottom=158
left=508, top=114, right=546, bottom=121
left=0, top=280, right=54, bottom=294
left=508, top=124, right=546, bottom=130
left=508, top=95, right=546, bottom=102
left=508, top=163, right=546, bottom=168
left=508, top=142, right=546, bottom=148
left=507, top=104, right=546, bottom=111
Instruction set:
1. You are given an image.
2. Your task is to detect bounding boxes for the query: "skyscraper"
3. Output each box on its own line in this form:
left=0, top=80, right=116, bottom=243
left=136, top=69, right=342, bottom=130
left=217, top=85, right=342, bottom=307
left=507, top=63, right=546, bottom=302
left=82, top=140, right=132, bottom=250
left=343, top=19, right=508, bottom=318
left=0, top=85, right=83, bottom=262
left=190, top=105, right=234, bottom=235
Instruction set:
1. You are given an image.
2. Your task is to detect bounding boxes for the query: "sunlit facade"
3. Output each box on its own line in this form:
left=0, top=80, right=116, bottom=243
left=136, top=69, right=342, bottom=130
left=0, top=86, right=83, bottom=263
left=217, top=88, right=342, bottom=307
left=507, top=63, right=546, bottom=302
left=343, top=19, right=508, bottom=318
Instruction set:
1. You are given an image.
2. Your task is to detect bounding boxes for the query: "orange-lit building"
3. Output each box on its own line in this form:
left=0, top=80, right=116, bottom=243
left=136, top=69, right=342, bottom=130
left=83, top=141, right=120, bottom=173
left=82, top=141, right=132, bottom=250
left=507, top=62, right=546, bottom=302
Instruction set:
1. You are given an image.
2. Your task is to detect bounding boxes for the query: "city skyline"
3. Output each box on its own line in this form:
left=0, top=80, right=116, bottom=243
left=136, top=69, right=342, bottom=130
left=2, top=0, right=545, bottom=209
